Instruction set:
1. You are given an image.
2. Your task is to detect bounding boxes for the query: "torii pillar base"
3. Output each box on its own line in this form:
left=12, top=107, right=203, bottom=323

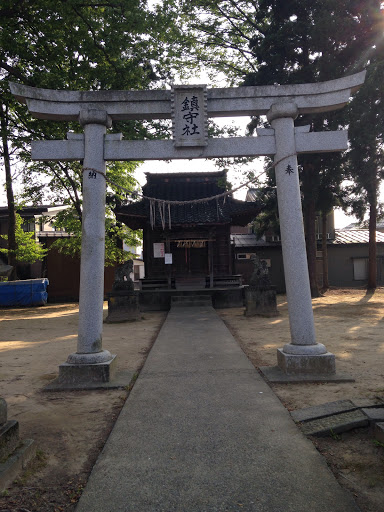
left=57, top=355, right=117, bottom=385
left=43, top=355, right=135, bottom=391
left=259, top=348, right=353, bottom=383
left=277, top=349, right=335, bottom=375
left=259, top=343, right=354, bottom=383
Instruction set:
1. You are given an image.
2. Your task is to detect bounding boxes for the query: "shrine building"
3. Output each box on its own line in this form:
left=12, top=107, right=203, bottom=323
left=116, top=171, right=262, bottom=292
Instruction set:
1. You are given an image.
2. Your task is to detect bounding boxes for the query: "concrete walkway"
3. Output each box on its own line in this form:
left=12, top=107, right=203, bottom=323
left=76, top=306, right=360, bottom=512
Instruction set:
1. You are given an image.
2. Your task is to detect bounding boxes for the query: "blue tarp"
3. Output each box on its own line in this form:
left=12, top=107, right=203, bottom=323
left=0, top=278, right=49, bottom=306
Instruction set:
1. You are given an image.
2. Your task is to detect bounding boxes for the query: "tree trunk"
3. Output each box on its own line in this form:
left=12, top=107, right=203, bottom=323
left=303, top=197, right=321, bottom=297
left=321, top=210, right=329, bottom=291
left=367, top=196, right=377, bottom=289
left=0, top=104, right=17, bottom=281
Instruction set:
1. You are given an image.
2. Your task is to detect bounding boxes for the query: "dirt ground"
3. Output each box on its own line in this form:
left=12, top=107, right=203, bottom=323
left=219, top=288, right=384, bottom=512
left=0, top=289, right=383, bottom=511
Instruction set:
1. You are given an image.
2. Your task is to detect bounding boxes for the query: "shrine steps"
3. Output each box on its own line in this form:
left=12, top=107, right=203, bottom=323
left=171, top=294, right=212, bottom=308
left=175, top=277, right=206, bottom=290
left=139, top=287, right=245, bottom=311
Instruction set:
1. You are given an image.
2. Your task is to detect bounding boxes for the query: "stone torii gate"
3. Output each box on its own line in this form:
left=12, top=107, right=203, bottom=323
left=10, top=71, right=365, bottom=386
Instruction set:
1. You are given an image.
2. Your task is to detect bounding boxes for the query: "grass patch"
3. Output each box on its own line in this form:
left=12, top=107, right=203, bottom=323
left=329, top=429, right=342, bottom=441
left=13, top=449, right=47, bottom=486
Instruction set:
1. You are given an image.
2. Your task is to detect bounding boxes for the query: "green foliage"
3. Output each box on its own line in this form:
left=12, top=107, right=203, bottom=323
left=346, top=57, right=384, bottom=219
left=237, top=0, right=375, bottom=207
left=2, top=0, right=382, bottom=279
left=0, top=213, right=47, bottom=264
left=329, top=429, right=342, bottom=441
left=249, top=167, right=280, bottom=239
left=1, top=0, right=187, bottom=92
left=177, top=0, right=383, bottom=212
left=0, top=1, right=200, bottom=267
left=217, top=177, right=232, bottom=190
left=48, top=161, right=143, bottom=266
left=176, top=0, right=383, bottom=294
left=174, top=0, right=261, bottom=84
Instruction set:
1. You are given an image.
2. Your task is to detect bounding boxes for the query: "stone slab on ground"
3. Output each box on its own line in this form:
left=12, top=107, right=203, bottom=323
left=361, top=407, right=384, bottom=424
left=350, top=397, right=384, bottom=409
left=0, top=399, right=7, bottom=425
left=0, top=421, right=19, bottom=461
left=374, top=423, right=384, bottom=444
left=259, top=365, right=355, bottom=384
left=291, top=400, right=357, bottom=423
left=0, top=439, right=35, bottom=491
left=300, top=410, right=369, bottom=437
left=76, top=306, right=360, bottom=512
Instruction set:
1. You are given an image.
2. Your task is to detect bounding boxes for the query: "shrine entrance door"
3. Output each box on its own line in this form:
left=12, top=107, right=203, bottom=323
left=171, top=239, right=209, bottom=277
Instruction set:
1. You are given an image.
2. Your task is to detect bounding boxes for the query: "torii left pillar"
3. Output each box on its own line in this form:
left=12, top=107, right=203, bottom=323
left=58, top=109, right=117, bottom=385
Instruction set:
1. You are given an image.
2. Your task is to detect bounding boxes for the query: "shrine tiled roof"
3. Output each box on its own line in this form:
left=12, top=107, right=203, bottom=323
left=231, top=234, right=277, bottom=247
left=142, top=171, right=226, bottom=200
left=115, top=171, right=263, bottom=229
left=116, top=196, right=262, bottom=229
left=230, top=230, right=384, bottom=248
left=332, top=229, right=384, bottom=244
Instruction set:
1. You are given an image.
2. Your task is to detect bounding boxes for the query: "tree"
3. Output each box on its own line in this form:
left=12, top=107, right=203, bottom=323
left=0, top=0, right=193, bottom=277
left=248, top=165, right=280, bottom=239
left=242, top=0, right=379, bottom=296
left=0, top=212, right=47, bottom=266
left=316, top=172, right=346, bottom=291
left=176, top=0, right=382, bottom=296
left=346, top=57, right=384, bottom=289
left=0, top=101, right=18, bottom=279
left=47, top=161, right=143, bottom=265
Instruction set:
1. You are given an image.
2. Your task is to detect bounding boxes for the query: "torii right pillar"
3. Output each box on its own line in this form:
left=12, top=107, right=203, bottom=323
left=265, top=102, right=337, bottom=380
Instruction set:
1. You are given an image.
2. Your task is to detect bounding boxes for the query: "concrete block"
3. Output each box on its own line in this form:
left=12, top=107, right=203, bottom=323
left=0, top=439, right=35, bottom=491
left=57, top=355, right=117, bottom=384
left=300, top=410, right=369, bottom=437
left=212, top=288, right=245, bottom=309
left=277, top=349, right=336, bottom=375
left=361, top=408, right=384, bottom=424
left=0, top=398, right=7, bottom=425
left=139, top=290, right=171, bottom=311
left=374, top=422, right=384, bottom=444
left=105, top=292, right=140, bottom=323
left=0, top=421, right=19, bottom=460
left=291, top=400, right=356, bottom=423
left=244, top=288, right=279, bottom=317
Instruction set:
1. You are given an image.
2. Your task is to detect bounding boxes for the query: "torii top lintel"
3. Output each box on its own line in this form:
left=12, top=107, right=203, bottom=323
left=9, top=71, right=366, bottom=122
